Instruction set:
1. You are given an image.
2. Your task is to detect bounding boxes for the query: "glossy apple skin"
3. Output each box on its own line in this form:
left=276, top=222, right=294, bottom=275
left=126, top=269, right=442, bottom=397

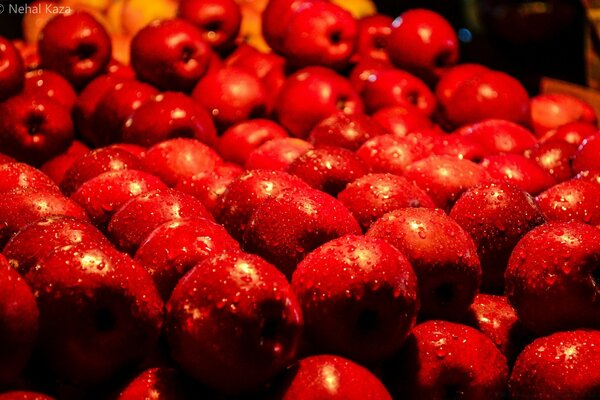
left=216, top=169, right=310, bottom=241
left=349, top=57, right=395, bottom=93
left=245, top=138, right=313, bottom=171
left=444, top=70, right=530, bottom=128
left=286, top=147, right=367, bottom=196
left=0, top=37, right=25, bottom=102
left=2, top=215, right=111, bottom=276
left=23, top=69, right=76, bottom=111
left=274, top=66, right=363, bottom=139
left=573, top=133, right=600, bottom=174
left=481, top=154, right=556, bottom=195
left=261, top=0, right=320, bottom=54
left=540, top=121, right=598, bottom=146
left=0, top=392, right=55, bottom=400
left=431, top=134, right=487, bottom=162
left=450, top=182, right=546, bottom=293
left=0, top=93, right=74, bottom=166
left=108, top=188, right=213, bottom=254
left=275, top=355, right=392, bottom=400
left=360, top=68, right=436, bottom=116
left=462, top=294, right=534, bottom=366
left=192, top=67, right=268, bottom=131
left=505, top=221, right=600, bottom=334
left=38, top=11, right=112, bottom=88
left=143, top=138, right=222, bottom=187
left=368, top=208, right=481, bottom=321
left=0, top=254, right=39, bottom=386
left=355, top=14, right=393, bottom=62
left=338, top=173, right=435, bottom=231
left=404, top=155, right=492, bottom=211
left=218, top=119, right=289, bottom=165
left=292, top=235, right=419, bottom=362
left=0, top=162, right=60, bottom=194
left=177, top=0, right=242, bottom=53
left=455, top=119, right=537, bottom=157
left=308, top=112, right=387, bottom=151
left=60, top=146, right=144, bottom=196
left=90, top=80, right=159, bottom=147
left=130, top=19, right=211, bottom=91
left=386, top=9, right=459, bottom=83
left=529, top=93, right=597, bottom=136
left=510, top=330, right=600, bottom=400
left=175, top=163, right=243, bottom=217
left=536, top=179, right=600, bottom=225
left=280, top=1, right=358, bottom=70
left=435, top=63, right=489, bottom=112
left=117, top=367, right=199, bottom=400
left=71, top=170, right=168, bottom=229
left=24, top=243, right=163, bottom=386
left=122, top=92, right=217, bottom=148
left=528, top=140, right=577, bottom=182
left=385, top=320, right=508, bottom=400
left=165, top=250, right=303, bottom=393
left=356, top=134, right=429, bottom=176
left=243, top=187, right=362, bottom=277
left=0, top=190, right=87, bottom=248
left=371, top=105, right=434, bottom=138
left=134, top=218, right=239, bottom=300
left=575, top=169, right=600, bottom=186
left=39, top=140, right=90, bottom=186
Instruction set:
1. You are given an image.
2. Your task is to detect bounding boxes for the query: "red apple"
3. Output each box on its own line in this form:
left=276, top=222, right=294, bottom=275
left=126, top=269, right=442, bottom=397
left=292, top=234, right=419, bottom=361
left=261, top=0, right=320, bottom=54
left=107, top=188, right=213, bottom=254
left=348, top=57, right=394, bottom=93
left=39, top=141, right=90, bottom=186
left=0, top=254, right=38, bottom=386
left=245, top=138, right=313, bottom=171
left=130, top=18, right=212, bottom=91
left=243, top=186, right=362, bottom=277
left=0, top=93, right=74, bottom=166
left=338, top=173, right=435, bottom=231
left=481, top=154, right=556, bottom=195
left=572, top=133, right=600, bottom=174
left=510, top=330, right=600, bottom=399
left=435, top=63, right=489, bottom=113
left=178, top=0, right=242, bottom=53
left=455, top=119, right=537, bottom=156
left=367, top=208, right=481, bottom=320
left=308, top=112, right=387, bottom=151
left=0, top=162, right=60, bottom=194
left=122, top=92, right=217, bottom=148
left=274, top=66, right=363, bottom=138
left=354, top=14, right=393, bottom=62
left=143, top=138, right=222, bottom=187
left=505, top=221, right=600, bottom=334
left=386, top=9, right=459, bottom=83
left=575, top=169, right=600, bottom=186
left=165, top=250, right=303, bottom=393
left=371, top=105, right=434, bottom=138
left=540, top=121, right=598, bottom=146
left=450, top=182, right=546, bottom=293
left=530, top=93, right=597, bottom=137
left=23, top=69, right=77, bottom=110
left=528, top=140, right=577, bottom=182
left=536, top=179, right=600, bottom=225
left=38, top=11, right=112, bottom=88
left=135, top=217, right=239, bottom=300
left=218, top=119, right=289, bottom=165
left=0, top=36, right=25, bottom=102
left=117, top=367, right=199, bottom=400
left=356, top=134, right=429, bottom=176
left=431, top=134, right=487, bottom=162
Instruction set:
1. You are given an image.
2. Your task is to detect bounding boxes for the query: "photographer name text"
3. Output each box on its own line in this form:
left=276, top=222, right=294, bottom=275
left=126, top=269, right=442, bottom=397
left=3, top=3, right=72, bottom=14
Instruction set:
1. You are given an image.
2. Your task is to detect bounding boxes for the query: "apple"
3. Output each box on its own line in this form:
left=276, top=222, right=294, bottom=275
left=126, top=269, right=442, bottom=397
left=540, top=121, right=598, bottom=146
left=573, top=133, right=600, bottom=174
left=505, top=221, right=600, bottom=334
left=24, top=243, right=163, bottom=386
left=274, top=66, right=363, bottom=138
left=0, top=93, right=74, bottom=166
left=134, top=217, right=239, bottom=300
left=117, top=367, right=200, bottom=400
left=274, top=354, right=392, bottom=399
left=130, top=18, right=212, bottom=91
left=38, top=11, right=112, bottom=88
left=450, top=182, right=546, bottom=293
left=218, top=119, right=289, bottom=165
left=529, top=93, right=597, bottom=137
left=367, top=208, right=481, bottom=320
left=510, top=330, right=600, bottom=399
left=23, top=69, right=77, bottom=111
left=386, top=9, right=459, bottom=83
left=454, top=119, right=537, bottom=156
left=348, top=57, right=394, bottom=93
left=243, top=186, right=362, bottom=277
left=38, top=141, right=89, bottom=186
left=354, top=14, right=393, bottom=62
left=165, top=250, right=303, bottom=393
left=338, top=173, right=435, bottom=231
left=385, top=320, right=508, bottom=399
left=0, top=162, right=60, bottom=195
left=177, top=0, right=242, bottom=53
left=435, top=63, right=489, bottom=114
left=575, top=169, right=600, bottom=186
left=431, top=134, right=486, bottom=162
left=261, top=0, right=320, bottom=54
left=122, top=92, right=217, bottom=148
left=370, top=105, right=434, bottom=138
left=480, top=154, right=556, bottom=195
left=292, top=234, right=419, bottom=362
left=528, top=140, right=577, bottom=182
left=107, top=188, right=213, bottom=254
left=0, top=254, right=39, bottom=386
left=192, top=66, right=268, bottom=131
left=308, top=112, right=387, bottom=151
left=535, top=179, right=600, bottom=225
left=245, top=138, right=313, bottom=171
left=286, top=147, right=367, bottom=196
left=0, top=36, right=25, bottom=102
left=356, top=134, right=429, bottom=176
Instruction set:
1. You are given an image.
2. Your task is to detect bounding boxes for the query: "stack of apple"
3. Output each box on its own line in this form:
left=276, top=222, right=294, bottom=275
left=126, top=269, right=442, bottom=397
left=1, top=0, right=600, bottom=399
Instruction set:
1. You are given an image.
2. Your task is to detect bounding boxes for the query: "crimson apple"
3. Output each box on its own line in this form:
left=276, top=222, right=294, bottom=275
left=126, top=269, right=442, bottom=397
left=0, top=162, right=60, bottom=195
left=356, top=134, right=429, bottom=176
left=528, top=140, right=577, bottom=182
left=245, top=138, right=313, bottom=171
left=454, top=119, right=537, bottom=156
left=39, top=141, right=89, bottom=186
left=218, top=119, right=289, bottom=165
left=23, top=69, right=77, bottom=110
left=481, top=154, right=556, bottom=195
left=371, top=105, right=434, bottom=138
left=530, top=93, right=597, bottom=137
left=0, top=36, right=25, bottom=102
left=573, top=133, right=600, bottom=174
left=536, top=179, right=600, bottom=225
left=354, top=14, right=393, bottom=62
left=308, top=112, right=387, bottom=151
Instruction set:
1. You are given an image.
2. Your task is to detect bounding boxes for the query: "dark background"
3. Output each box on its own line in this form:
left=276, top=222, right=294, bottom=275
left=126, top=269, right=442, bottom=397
left=0, top=0, right=587, bottom=93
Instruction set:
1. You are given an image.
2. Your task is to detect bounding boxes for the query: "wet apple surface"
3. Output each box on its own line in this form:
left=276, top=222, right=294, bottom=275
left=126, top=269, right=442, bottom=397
left=1, top=2, right=600, bottom=399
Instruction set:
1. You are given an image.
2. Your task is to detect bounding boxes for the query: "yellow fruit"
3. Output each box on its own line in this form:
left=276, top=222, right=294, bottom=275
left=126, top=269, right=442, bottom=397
left=60, top=0, right=111, bottom=13
left=331, top=0, right=377, bottom=19
left=121, top=0, right=178, bottom=36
